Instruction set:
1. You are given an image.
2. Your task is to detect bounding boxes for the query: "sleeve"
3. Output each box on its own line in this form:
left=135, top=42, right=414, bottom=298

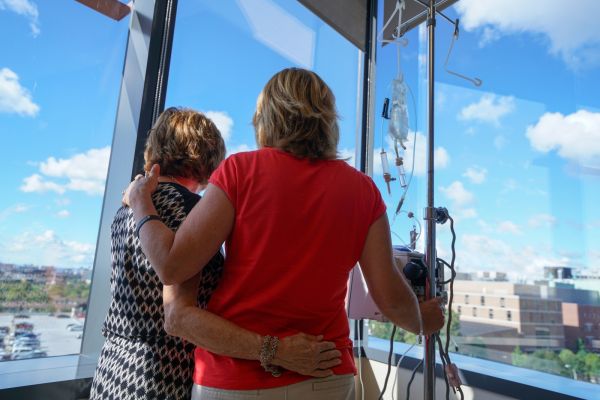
left=365, top=174, right=387, bottom=225
left=208, top=154, right=238, bottom=209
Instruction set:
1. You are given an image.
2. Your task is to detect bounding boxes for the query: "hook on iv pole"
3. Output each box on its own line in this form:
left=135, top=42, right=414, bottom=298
left=444, top=19, right=482, bottom=87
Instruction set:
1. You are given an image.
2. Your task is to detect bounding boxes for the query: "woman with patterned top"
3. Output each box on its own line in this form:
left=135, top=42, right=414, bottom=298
left=90, top=108, right=341, bottom=400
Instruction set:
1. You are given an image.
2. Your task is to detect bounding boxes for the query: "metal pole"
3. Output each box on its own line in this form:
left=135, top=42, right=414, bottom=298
left=360, top=0, right=378, bottom=175
left=423, top=0, right=437, bottom=399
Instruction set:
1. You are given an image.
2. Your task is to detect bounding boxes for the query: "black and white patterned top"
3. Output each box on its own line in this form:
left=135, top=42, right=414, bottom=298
left=90, top=182, right=224, bottom=400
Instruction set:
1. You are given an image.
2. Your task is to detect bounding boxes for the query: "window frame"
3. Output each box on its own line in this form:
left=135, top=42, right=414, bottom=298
left=0, top=0, right=176, bottom=390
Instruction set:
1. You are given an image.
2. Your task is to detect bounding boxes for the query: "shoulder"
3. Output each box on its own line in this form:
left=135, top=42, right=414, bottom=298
left=330, top=160, right=377, bottom=185
left=211, top=149, right=262, bottom=180
left=222, top=149, right=262, bottom=165
left=152, top=183, right=199, bottom=216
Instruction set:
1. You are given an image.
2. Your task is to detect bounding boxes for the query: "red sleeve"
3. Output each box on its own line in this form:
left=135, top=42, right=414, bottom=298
left=208, top=155, right=238, bottom=209
left=366, top=175, right=386, bottom=224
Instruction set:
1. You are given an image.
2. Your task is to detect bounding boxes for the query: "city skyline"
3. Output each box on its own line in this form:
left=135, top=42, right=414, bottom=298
left=0, top=0, right=598, bottom=281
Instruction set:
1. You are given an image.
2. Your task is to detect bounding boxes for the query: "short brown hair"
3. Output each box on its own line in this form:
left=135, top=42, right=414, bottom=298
left=144, top=107, right=225, bottom=183
left=252, top=68, right=339, bottom=160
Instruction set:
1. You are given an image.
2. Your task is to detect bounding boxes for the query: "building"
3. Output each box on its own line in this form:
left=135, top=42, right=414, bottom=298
left=563, top=303, right=600, bottom=352
left=453, top=280, right=565, bottom=354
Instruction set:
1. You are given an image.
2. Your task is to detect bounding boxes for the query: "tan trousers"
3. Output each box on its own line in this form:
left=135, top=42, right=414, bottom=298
left=191, top=374, right=355, bottom=400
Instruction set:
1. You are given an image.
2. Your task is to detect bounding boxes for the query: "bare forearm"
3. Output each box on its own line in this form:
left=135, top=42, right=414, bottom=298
left=359, top=214, right=422, bottom=334
left=376, top=273, right=422, bottom=334
left=130, top=196, right=179, bottom=283
left=166, top=306, right=262, bottom=360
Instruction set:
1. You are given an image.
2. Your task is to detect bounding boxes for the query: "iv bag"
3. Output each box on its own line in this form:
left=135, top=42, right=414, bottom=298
left=388, top=75, right=409, bottom=142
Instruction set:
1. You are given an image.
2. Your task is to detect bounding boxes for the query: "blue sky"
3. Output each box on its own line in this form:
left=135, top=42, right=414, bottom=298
left=0, top=0, right=599, bottom=281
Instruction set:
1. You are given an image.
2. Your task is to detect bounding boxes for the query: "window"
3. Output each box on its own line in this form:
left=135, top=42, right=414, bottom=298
left=166, top=0, right=361, bottom=169
left=507, top=310, right=512, bottom=321
left=457, top=305, right=461, bottom=314
left=368, top=0, right=600, bottom=388
left=489, top=308, right=494, bottom=319
left=0, top=1, right=127, bottom=361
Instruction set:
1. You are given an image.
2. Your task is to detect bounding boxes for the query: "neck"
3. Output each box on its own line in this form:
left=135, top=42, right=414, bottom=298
left=157, top=175, right=201, bottom=193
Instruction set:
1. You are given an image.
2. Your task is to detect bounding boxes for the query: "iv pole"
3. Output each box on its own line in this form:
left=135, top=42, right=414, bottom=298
left=423, top=1, right=437, bottom=398
left=384, top=1, right=478, bottom=398
left=386, top=1, right=458, bottom=398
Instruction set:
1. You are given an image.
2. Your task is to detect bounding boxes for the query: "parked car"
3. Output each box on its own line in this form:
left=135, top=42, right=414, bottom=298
left=56, top=314, right=70, bottom=318
left=13, top=314, right=30, bottom=319
left=14, top=322, right=34, bottom=332
left=67, top=324, right=83, bottom=332
left=14, top=331, right=37, bottom=341
left=11, top=348, right=47, bottom=360
left=13, top=337, right=40, bottom=349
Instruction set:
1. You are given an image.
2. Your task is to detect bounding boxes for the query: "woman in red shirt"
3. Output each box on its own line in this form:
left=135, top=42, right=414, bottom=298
left=127, top=68, right=444, bottom=399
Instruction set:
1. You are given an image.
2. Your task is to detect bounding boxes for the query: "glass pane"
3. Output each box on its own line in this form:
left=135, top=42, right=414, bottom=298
left=0, top=1, right=127, bottom=361
left=369, top=1, right=600, bottom=388
left=166, top=0, right=361, bottom=165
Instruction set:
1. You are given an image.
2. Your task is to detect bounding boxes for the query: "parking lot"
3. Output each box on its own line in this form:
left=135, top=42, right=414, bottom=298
left=0, top=313, right=84, bottom=360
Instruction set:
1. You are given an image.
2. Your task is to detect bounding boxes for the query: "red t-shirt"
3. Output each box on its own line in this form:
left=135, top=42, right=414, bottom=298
left=195, top=147, right=385, bottom=389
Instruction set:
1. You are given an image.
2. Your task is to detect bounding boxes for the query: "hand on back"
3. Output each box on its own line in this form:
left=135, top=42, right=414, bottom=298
left=271, top=333, right=342, bottom=378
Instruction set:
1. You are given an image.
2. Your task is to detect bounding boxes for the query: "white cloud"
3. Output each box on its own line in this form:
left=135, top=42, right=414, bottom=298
left=458, top=208, right=478, bottom=220
left=204, top=110, right=233, bottom=142
left=0, top=203, right=30, bottom=221
left=526, top=110, right=600, bottom=169
left=439, top=181, right=474, bottom=207
left=458, top=234, right=570, bottom=279
left=56, top=210, right=70, bottom=218
left=447, top=207, right=478, bottom=224
left=338, top=148, right=355, bottom=167
left=0, top=0, right=40, bottom=36
left=4, top=229, right=94, bottom=268
left=528, top=213, right=557, bottom=228
left=375, top=132, right=450, bottom=176
left=455, top=0, right=600, bottom=68
left=463, top=166, right=487, bottom=184
left=459, top=94, right=515, bottom=126
left=21, top=174, right=65, bottom=194
left=21, top=147, right=110, bottom=196
left=478, top=26, right=502, bottom=47
left=497, top=220, right=522, bottom=235
left=227, top=143, right=256, bottom=156
left=0, top=68, right=39, bottom=116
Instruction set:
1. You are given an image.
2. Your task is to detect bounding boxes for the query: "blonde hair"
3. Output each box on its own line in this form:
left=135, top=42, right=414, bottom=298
left=252, top=68, right=339, bottom=160
left=144, top=107, right=225, bottom=183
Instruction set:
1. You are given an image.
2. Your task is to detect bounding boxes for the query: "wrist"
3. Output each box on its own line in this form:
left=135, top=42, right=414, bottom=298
left=259, top=335, right=282, bottom=377
left=270, top=336, right=288, bottom=366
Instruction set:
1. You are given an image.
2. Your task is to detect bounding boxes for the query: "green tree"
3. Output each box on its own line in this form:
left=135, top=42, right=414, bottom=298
left=583, top=352, right=600, bottom=381
left=512, top=346, right=527, bottom=367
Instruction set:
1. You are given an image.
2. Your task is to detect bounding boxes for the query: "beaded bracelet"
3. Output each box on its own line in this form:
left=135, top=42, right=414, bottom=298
left=259, top=335, right=282, bottom=377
